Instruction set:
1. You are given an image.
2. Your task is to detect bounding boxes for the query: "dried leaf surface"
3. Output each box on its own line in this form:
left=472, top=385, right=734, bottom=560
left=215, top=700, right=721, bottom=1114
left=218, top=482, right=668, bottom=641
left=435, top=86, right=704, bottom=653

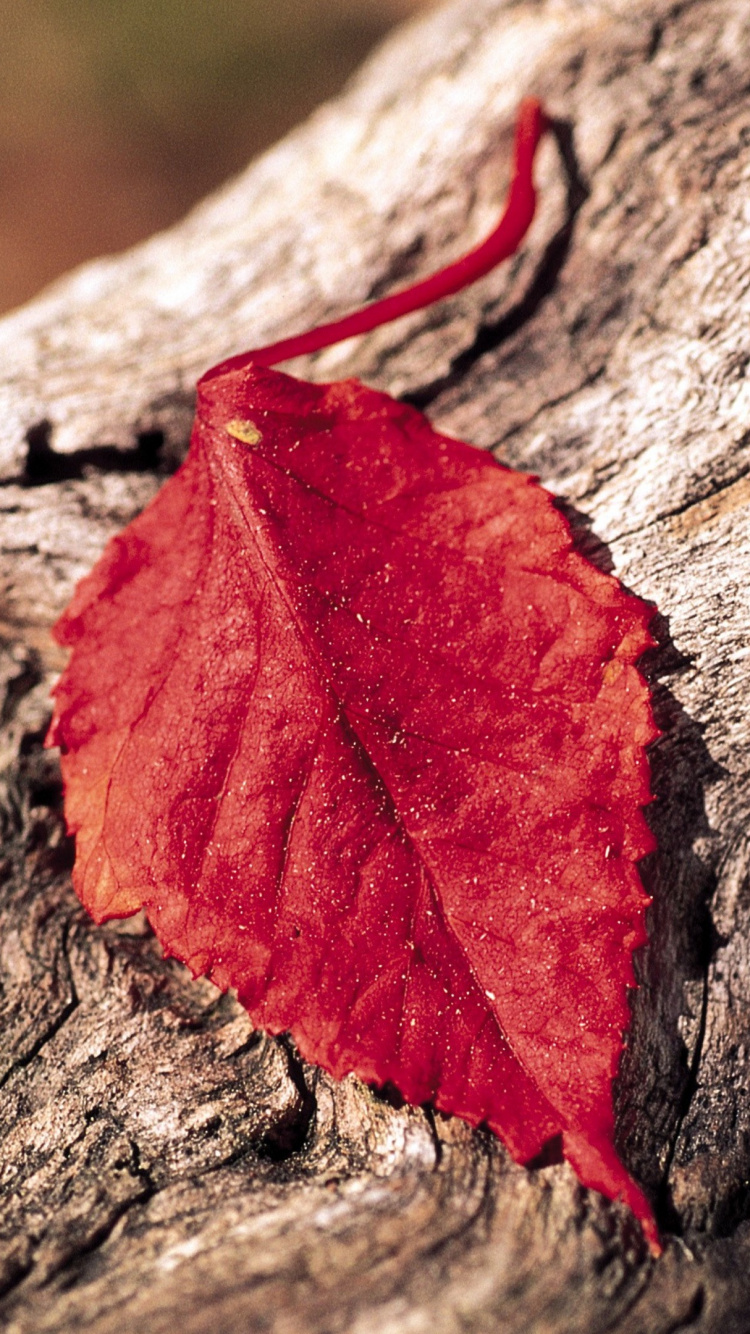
left=50, top=362, right=658, bottom=1239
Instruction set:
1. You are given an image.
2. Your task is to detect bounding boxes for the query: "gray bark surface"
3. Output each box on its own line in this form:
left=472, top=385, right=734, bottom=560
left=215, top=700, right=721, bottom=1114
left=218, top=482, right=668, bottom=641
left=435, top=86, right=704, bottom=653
left=2, top=0, right=750, bottom=1328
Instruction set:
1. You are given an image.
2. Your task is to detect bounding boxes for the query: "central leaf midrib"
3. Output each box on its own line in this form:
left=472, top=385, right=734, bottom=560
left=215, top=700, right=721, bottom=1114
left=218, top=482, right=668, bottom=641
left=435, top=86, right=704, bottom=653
left=215, top=432, right=563, bottom=1128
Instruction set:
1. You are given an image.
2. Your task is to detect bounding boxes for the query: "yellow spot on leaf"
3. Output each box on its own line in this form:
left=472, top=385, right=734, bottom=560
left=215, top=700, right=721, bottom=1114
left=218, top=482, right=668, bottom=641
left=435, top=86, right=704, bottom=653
left=226, top=418, right=262, bottom=445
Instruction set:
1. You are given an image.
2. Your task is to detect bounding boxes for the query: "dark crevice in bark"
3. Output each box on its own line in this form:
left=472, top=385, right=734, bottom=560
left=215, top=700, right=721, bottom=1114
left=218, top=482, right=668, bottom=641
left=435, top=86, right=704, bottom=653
left=625, top=638, right=723, bottom=1206
left=423, top=1131, right=496, bottom=1259
left=664, top=827, right=750, bottom=1241
left=525, top=1133, right=565, bottom=1171
left=608, top=453, right=750, bottom=546
left=422, top=1106, right=444, bottom=1168
left=0, top=1259, right=35, bottom=1304
left=664, top=1283, right=706, bottom=1332
left=0, top=650, right=43, bottom=729
left=647, top=20, right=665, bottom=60
left=0, top=994, right=79, bottom=1093
left=709, top=1181, right=750, bottom=1241
left=255, top=1035, right=317, bottom=1162
left=0, top=922, right=79, bottom=1092
left=552, top=498, right=616, bottom=574
left=226, top=1030, right=265, bottom=1063
left=44, top=1150, right=156, bottom=1294
left=21, top=420, right=169, bottom=487
left=370, top=1080, right=407, bottom=1111
left=658, top=962, right=711, bottom=1235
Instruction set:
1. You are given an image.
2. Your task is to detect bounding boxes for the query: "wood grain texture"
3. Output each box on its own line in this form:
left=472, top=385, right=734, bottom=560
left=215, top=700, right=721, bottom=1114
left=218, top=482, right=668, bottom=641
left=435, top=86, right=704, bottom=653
left=3, top=0, right=750, bottom=1328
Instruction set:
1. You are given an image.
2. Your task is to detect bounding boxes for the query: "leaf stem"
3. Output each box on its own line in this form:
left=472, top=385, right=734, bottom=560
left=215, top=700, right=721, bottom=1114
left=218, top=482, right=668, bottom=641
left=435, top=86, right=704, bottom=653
left=203, top=97, right=547, bottom=379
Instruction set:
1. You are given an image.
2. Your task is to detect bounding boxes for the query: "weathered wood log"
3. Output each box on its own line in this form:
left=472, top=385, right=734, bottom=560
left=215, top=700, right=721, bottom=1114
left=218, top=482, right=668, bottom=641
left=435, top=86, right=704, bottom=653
left=3, top=0, right=750, bottom=1328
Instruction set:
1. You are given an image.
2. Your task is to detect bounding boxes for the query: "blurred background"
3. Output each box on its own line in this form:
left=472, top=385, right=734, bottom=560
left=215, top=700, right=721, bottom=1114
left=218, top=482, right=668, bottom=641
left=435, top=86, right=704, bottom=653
left=0, top=0, right=434, bottom=315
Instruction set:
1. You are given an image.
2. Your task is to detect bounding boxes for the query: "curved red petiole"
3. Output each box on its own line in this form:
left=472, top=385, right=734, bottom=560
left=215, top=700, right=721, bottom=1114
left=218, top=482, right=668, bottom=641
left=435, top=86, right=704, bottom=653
left=202, top=97, right=547, bottom=380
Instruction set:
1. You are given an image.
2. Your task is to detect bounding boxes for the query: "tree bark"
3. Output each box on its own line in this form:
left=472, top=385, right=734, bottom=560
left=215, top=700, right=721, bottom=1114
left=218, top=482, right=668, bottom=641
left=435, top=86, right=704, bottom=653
left=3, top=0, right=750, bottom=1328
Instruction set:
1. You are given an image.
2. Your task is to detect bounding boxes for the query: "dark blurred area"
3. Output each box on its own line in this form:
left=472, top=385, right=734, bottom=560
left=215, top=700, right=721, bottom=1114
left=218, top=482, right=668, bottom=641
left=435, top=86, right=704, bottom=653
left=0, top=0, right=432, bottom=315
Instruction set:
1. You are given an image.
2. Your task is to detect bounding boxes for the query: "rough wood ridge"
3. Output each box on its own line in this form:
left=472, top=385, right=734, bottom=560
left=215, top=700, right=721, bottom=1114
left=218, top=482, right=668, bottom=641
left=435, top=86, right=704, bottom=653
left=2, top=0, right=750, bottom=1329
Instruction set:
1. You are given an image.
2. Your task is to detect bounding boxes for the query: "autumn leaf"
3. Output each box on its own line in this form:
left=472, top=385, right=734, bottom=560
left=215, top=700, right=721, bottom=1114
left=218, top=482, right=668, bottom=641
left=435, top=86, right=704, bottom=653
left=47, top=100, right=661, bottom=1252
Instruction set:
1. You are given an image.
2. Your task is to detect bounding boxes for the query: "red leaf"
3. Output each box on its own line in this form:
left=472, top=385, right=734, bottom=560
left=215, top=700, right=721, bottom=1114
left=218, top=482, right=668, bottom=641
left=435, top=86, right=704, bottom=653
left=47, top=100, right=661, bottom=1252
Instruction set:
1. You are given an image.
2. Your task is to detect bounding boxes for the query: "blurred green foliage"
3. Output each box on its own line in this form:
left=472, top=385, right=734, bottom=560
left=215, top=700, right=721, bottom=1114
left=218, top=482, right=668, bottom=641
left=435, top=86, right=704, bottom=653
left=0, top=0, right=427, bottom=309
left=1, top=0, right=411, bottom=163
